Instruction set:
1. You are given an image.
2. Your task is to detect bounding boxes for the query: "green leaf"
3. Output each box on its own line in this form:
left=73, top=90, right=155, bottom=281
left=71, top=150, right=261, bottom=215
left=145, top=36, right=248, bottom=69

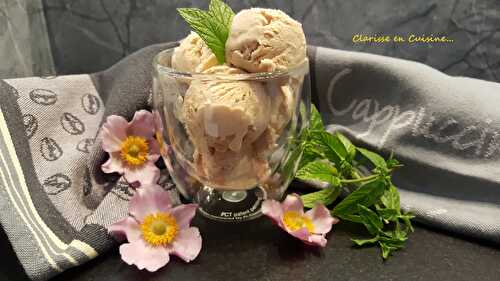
left=379, top=241, right=393, bottom=259
left=377, top=208, right=400, bottom=222
left=380, top=184, right=400, bottom=210
left=177, top=0, right=234, bottom=64
left=379, top=234, right=407, bottom=247
left=311, top=131, right=347, bottom=166
left=332, top=179, right=386, bottom=219
left=358, top=204, right=383, bottom=236
left=310, top=105, right=324, bottom=131
left=208, top=0, right=235, bottom=28
left=352, top=236, right=379, bottom=246
left=282, top=143, right=303, bottom=178
left=339, top=214, right=363, bottom=224
left=336, top=133, right=356, bottom=160
left=296, top=160, right=339, bottom=186
left=400, top=213, right=415, bottom=232
left=386, top=152, right=401, bottom=169
left=300, top=187, right=340, bottom=208
left=299, top=147, right=321, bottom=170
left=357, top=147, right=387, bottom=169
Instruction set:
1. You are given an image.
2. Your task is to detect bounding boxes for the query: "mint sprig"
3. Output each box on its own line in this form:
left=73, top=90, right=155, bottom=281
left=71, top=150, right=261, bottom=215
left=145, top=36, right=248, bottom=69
left=178, top=0, right=235, bottom=64
left=295, top=105, right=414, bottom=259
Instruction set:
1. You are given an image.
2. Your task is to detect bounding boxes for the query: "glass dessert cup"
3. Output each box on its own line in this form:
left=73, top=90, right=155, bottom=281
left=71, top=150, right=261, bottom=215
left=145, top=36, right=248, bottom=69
left=153, top=46, right=310, bottom=222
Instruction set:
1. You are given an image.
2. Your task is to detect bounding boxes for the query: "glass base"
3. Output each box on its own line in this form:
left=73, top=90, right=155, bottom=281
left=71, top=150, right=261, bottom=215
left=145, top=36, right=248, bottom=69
left=196, top=185, right=267, bottom=222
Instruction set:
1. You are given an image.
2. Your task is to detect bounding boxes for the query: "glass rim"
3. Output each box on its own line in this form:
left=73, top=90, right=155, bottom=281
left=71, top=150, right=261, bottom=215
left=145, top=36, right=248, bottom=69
left=153, top=44, right=309, bottom=81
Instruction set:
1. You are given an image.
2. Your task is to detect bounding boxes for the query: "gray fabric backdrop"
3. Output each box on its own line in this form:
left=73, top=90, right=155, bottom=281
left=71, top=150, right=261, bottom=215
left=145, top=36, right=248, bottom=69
left=0, top=0, right=499, bottom=82
left=0, top=0, right=54, bottom=78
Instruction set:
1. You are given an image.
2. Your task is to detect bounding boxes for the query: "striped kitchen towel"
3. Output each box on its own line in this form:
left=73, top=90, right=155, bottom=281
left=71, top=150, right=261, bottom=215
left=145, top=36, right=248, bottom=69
left=0, top=42, right=178, bottom=280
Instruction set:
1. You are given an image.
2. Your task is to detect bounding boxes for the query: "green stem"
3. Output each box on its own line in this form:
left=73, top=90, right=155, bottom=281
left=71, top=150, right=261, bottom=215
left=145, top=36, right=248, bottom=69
left=341, top=174, right=378, bottom=184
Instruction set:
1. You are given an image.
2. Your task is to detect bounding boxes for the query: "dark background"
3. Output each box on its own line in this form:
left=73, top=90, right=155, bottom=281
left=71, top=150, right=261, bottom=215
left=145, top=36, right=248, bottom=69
left=41, top=0, right=500, bottom=82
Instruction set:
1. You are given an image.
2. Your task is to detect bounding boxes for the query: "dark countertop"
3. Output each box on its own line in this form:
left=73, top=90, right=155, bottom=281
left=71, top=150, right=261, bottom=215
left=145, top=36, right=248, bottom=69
left=2, top=214, right=499, bottom=281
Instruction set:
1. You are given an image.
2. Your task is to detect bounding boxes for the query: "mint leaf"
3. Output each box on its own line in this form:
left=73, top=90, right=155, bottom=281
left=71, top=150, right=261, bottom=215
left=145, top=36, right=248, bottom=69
left=282, top=142, right=303, bottom=179
left=357, top=147, right=387, bottom=169
left=380, top=184, right=400, bottom=210
left=379, top=242, right=392, bottom=259
left=311, top=131, right=347, bottom=166
left=298, top=146, right=323, bottom=169
left=333, top=179, right=386, bottom=219
left=209, top=0, right=234, bottom=28
left=296, top=160, right=339, bottom=185
left=300, top=187, right=340, bottom=208
left=358, top=204, right=383, bottom=235
left=336, top=133, right=356, bottom=160
left=352, top=236, right=379, bottom=246
left=378, top=233, right=406, bottom=259
left=177, top=0, right=234, bottom=64
left=376, top=208, right=400, bottom=222
left=310, top=105, right=324, bottom=131
left=294, top=106, right=413, bottom=260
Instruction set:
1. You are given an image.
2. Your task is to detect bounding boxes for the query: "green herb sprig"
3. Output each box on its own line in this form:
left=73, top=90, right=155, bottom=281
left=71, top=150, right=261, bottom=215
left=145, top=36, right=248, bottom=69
left=295, top=105, right=414, bottom=259
left=178, top=0, right=234, bottom=64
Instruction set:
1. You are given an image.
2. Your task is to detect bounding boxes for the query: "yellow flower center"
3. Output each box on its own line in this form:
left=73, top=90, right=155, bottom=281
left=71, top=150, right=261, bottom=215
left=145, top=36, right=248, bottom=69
left=120, top=136, right=149, bottom=166
left=282, top=211, right=314, bottom=233
left=140, top=212, right=178, bottom=246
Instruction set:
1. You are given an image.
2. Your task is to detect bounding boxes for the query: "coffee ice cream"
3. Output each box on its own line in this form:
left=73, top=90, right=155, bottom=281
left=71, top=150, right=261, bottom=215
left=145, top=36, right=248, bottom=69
left=182, top=65, right=272, bottom=188
left=172, top=8, right=307, bottom=188
left=172, top=32, right=218, bottom=73
left=225, top=8, right=307, bottom=73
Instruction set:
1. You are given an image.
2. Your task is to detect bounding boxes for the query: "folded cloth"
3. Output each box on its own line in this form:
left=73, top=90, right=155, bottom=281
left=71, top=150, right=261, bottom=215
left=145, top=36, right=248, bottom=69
left=309, top=46, right=500, bottom=244
left=0, top=43, right=498, bottom=280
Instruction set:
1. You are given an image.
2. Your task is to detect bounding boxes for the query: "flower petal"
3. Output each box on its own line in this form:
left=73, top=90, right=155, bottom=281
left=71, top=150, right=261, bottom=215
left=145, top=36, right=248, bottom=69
left=108, top=217, right=141, bottom=242
left=129, top=184, right=173, bottom=222
left=119, top=240, right=170, bottom=272
left=102, top=115, right=128, bottom=152
left=128, top=110, right=155, bottom=138
left=307, top=234, right=328, bottom=247
left=170, top=204, right=198, bottom=229
left=169, top=227, right=202, bottom=263
left=123, top=162, right=160, bottom=186
left=282, top=194, right=304, bottom=213
left=147, top=139, right=161, bottom=162
left=101, top=152, right=124, bottom=174
left=288, top=227, right=311, bottom=242
left=261, top=199, right=284, bottom=226
left=305, top=204, right=338, bottom=235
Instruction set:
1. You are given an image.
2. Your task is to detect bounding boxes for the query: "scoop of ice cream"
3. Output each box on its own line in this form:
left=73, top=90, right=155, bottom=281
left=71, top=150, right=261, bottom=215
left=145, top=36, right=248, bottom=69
left=182, top=65, right=271, bottom=187
left=193, top=142, right=258, bottom=188
left=183, top=65, right=271, bottom=153
left=225, top=8, right=307, bottom=73
left=172, top=32, right=218, bottom=73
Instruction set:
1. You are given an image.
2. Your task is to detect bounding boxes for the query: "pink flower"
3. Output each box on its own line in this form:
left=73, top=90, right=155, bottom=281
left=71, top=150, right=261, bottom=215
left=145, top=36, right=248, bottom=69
left=101, top=110, right=160, bottom=186
left=108, top=184, right=202, bottom=272
left=261, top=194, right=339, bottom=247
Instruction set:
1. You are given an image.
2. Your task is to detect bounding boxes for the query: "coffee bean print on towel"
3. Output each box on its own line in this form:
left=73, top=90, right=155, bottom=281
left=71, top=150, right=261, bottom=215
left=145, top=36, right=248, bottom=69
left=81, top=94, right=101, bottom=115
left=40, top=137, right=63, bottom=161
left=29, top=89, right=57, bottom=105
left=60, top=112, right=85, bottom=135
left=77, top=138, right=95, bottom=153
left=22, top=114, right=38, bottom=139
left=43, top=173, right=71, bottom=195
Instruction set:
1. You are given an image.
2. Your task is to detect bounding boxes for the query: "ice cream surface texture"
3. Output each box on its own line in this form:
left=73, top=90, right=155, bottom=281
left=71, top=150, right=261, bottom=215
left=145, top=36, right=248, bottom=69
left=172, top=32, right=218, bottom=73
left=182, top=65, right=272, bottom=187
left=225, top=8, right=307, bottom=73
